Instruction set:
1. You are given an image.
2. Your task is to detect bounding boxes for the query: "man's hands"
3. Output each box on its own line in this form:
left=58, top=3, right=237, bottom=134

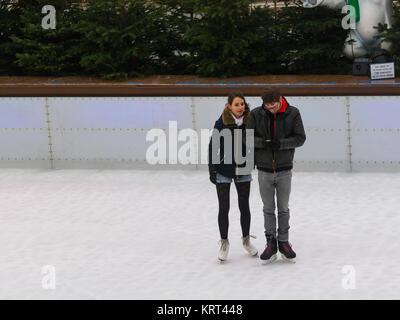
left=209, top=171, right=217, bottom=184
left=264, top=138, right=280, bottom=151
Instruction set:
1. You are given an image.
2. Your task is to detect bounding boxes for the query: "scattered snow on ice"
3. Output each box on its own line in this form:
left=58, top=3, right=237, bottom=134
left=0, top=168, right=399, bottom=299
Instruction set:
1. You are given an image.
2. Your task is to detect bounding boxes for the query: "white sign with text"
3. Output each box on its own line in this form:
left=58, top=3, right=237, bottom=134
left=370, top=62, right=395, bottom=80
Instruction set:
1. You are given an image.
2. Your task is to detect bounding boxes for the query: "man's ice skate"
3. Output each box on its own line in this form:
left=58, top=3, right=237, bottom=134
left=260, top=236, right=277, bottom=265
left=218, top=239, right=229, bottom=262
left=278, top=241, right=296, bottom=263
left=242, top=235, right=258, bottom=256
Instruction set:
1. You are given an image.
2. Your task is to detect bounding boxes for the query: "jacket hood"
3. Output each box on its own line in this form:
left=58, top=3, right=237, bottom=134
left=222, top=103, right=250, bottom=125
left=278, top=96, right=288, bottom=113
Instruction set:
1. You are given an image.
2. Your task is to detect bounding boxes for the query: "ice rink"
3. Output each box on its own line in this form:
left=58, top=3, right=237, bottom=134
left=0, top=168, right=399, bottom=299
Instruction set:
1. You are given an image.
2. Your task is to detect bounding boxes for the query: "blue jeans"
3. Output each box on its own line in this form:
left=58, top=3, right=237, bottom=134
left=216, top=173, right=252, bottom=184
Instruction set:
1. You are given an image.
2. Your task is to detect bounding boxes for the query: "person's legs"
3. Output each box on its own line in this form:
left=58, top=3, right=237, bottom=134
left=234, top=180, right=258, bottom=256
left=234, top=181, right=251, bottom=237
left=275, top=170, right=292, bottom=242
left=257, top=170, right=277, bottom=238
left=216, top=183, right=231, bottom=239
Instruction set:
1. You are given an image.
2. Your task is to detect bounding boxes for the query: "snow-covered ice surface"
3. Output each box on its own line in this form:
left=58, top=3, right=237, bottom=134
left=0, top=168, right=399, bottom=300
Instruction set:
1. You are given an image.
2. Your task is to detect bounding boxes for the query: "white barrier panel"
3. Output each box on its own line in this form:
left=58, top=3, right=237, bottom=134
left=48, top=97, right=193, bottom=168
left=350, top=96, right=400, bottom=171
left=0, top=98, right=49, bottom=168
left=288, top=96, right=349, bottom=171
left=0, top=96, right=399, bottom=171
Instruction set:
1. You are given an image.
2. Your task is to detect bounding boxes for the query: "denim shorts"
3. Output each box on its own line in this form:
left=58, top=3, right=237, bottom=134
left=216, top=173, right=253, bottom=184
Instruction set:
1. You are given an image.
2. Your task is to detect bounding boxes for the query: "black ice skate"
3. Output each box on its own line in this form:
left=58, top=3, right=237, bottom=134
left=278, top=241, right=296, bottom=263
left=260, top=236, right=277, bottom=264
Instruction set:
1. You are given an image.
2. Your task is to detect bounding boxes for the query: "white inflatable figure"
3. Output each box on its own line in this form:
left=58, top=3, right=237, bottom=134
left=302, top=0, right=394, bottom=59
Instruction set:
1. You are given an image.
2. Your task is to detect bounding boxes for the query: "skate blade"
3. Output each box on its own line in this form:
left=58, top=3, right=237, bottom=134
left=281, top=254, right=296, bottom=263
left=246, top=250, right=258, bottom=257
left=261, top=254, right=277, bottom=265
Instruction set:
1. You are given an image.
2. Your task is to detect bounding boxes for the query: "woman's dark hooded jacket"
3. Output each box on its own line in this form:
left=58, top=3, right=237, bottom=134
left=208, top=104, right=251, bottom=178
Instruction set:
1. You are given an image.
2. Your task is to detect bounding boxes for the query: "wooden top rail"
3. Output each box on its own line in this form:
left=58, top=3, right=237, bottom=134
left=0, top=75, right=399, bottom=96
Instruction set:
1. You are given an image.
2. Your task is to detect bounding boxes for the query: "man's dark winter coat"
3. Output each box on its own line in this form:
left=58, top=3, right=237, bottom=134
left=246, top=96, right=306, bottom=172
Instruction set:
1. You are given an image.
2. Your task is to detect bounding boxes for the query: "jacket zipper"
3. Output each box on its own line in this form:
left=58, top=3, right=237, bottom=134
left=235, top=126, right=239, bottom=178
left=272, top=114, right=276, bottom=173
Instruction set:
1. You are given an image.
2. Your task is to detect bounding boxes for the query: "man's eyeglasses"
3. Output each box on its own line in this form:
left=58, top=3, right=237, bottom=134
left=265, top=102, right=280, bottom=108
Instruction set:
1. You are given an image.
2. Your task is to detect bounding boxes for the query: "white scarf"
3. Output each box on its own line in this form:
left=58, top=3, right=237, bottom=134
left=230, top=112, right=244, bottom=126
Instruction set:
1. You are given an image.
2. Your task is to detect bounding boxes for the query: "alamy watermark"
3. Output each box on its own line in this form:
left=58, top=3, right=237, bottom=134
left=146, top=121, right=254, bottom=174
left=341, top=265, right=356, bottom=290
left=40, top=2, right=357, bottom=31
left=41, top=5, right=56, bottom=30
left=341, top=5, right=356, bottom=30
left=41, top=265, right=56, bottom=290
left=302, top=1, right=357, bottom=30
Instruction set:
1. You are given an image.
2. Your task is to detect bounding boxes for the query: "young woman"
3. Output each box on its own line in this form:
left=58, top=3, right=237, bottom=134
left=208, top=92, right=258, bottom=262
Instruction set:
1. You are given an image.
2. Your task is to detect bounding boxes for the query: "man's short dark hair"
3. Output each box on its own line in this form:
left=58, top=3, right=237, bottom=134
left=262, top=87, right=281, bottom=104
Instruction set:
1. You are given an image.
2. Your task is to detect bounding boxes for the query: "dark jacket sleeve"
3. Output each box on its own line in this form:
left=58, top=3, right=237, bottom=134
left=208, top=120, right=221, bottom=173
left=246, top=109, right=266, bottom=149
left=279, top=111, right=306, bottom=150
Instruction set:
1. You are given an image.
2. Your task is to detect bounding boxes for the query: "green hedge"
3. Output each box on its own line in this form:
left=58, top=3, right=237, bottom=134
left=0, top=0, right=363, bottom=79
left=0, top=1, right=22, bottom=74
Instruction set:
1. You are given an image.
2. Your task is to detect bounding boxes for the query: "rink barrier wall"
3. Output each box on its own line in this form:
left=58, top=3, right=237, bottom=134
left=1, top=83, right=400, bottom=96
left=0, top=96, right=399, bottom=172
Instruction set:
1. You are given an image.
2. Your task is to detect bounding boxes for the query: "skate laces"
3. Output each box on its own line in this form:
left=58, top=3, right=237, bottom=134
left=218, top=239, right=229, bottom=251
left=280, top=241, right=293, bottom=253
left=242, top=234, right=256, bottom=246
left=264, top=237, right=276, bottom=253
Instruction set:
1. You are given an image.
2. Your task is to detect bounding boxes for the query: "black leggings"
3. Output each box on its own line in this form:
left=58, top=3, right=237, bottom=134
left=216, top=181, right=251, bottom=240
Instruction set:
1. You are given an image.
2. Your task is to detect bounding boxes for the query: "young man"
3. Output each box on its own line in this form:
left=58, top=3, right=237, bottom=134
left=247, top=87, right=306, bottom=264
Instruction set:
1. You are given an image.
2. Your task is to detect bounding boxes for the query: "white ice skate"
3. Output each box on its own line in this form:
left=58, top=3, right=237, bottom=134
left=242, top=235, right=258, bottom=256
left=218, top=239, right=230, bottom=262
